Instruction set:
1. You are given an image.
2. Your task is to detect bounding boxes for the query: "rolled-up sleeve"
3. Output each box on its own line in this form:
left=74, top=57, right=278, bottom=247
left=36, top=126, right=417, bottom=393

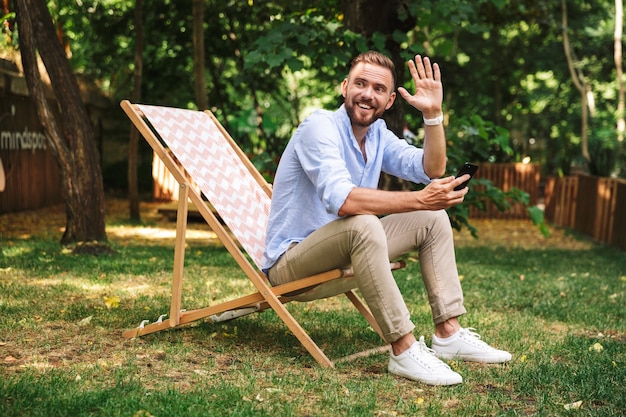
left=381, top=129, right=431, bottom=184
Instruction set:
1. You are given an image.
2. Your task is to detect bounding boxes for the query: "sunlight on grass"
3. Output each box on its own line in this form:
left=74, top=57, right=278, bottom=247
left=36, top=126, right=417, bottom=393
left=33, top=277, right=109, bottom=293
left=202, top=275, right=256, bottom=299
left=107, top=223, right=222, bottom=246
left=2, top=245, right=34, bottom=258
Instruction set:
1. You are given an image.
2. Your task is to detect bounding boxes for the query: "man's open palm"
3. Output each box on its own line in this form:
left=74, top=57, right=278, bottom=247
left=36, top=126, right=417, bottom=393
left=398, top=55, right=443, bottom=114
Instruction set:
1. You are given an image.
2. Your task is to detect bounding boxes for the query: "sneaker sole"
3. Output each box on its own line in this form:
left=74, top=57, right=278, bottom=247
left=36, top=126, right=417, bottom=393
left=435, top=352, right=512, bottom=363
left=388, top=366, right=463, bottom=386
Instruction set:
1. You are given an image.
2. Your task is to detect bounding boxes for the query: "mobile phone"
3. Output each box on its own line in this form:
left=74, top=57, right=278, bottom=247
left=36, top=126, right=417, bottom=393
left=454, top=162, right=478, bottom=191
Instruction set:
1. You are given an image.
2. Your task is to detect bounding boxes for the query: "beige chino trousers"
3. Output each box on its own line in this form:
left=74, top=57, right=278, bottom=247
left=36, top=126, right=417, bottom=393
left=267, top=210, right=467, bottom=343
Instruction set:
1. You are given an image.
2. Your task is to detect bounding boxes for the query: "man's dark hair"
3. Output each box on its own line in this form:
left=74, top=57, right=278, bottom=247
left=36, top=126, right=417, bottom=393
left=349, top=51, right=396, bottom=90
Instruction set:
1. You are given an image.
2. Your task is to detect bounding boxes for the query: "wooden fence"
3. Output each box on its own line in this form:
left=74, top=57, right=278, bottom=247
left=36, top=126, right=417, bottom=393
left=152, top=151, right=183, bottom=201
left=0, top=148, right=62, bottom=214
left=468, top=162, right=540, bottom=219
left=0, top=95, right=63, bottom=214
left=545, top=175, right=626, bottom=250
left=1, top=58, right=110, bottom=215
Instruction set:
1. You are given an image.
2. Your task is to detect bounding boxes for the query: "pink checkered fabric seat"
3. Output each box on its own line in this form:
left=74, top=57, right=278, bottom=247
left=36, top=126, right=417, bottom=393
left=138, top=105, right=270, bottom=269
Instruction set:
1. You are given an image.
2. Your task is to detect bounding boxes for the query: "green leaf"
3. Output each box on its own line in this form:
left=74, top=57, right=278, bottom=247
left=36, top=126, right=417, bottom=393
left=491, top=0, right=507, bottom=10
left=326, top=21, right=341, bottom=33
left=371, top=32, right=387, bottom=51
left=528, top=205, right=550, bottom=237
left=392, top=29, right=408, bottom=45
left=266, top=54, right=284, bottom=68
left=245, top=50, right=264, bottom=69
left=279, top=47, right=294, bottom=61
left=286, top=57, right=304, bottom=72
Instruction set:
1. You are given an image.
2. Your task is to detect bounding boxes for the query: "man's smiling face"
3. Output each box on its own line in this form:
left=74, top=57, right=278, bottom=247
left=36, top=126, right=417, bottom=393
left=342, top=62, right=396, bottom=129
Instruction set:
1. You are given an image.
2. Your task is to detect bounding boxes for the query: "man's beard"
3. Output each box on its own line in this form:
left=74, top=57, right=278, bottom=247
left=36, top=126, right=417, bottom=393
left=345, top=100, right=385, bottom=128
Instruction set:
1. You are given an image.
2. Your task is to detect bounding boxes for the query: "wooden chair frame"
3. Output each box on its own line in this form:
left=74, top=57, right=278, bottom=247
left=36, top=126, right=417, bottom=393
left=120, top=100, right=404, bottom=367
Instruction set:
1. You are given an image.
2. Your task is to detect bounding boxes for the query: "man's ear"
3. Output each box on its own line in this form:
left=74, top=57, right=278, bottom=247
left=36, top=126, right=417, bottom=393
left=341, top=78, right=348, bottom=98
left=385, top=91, right=397, bottom=110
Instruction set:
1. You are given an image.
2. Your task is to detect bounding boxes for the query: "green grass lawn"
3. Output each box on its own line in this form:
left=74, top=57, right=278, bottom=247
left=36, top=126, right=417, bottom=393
left=0, top=203, right=624, bottom=416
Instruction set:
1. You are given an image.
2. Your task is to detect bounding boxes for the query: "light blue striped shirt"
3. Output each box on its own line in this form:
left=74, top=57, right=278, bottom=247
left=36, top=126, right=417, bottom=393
left=261, top=104, right=431, bottom=271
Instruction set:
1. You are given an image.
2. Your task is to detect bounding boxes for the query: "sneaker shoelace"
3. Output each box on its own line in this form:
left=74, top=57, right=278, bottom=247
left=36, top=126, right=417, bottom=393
left=459, top=327, right=496, bottom=350
left=411, top=336, right=454, bottom=371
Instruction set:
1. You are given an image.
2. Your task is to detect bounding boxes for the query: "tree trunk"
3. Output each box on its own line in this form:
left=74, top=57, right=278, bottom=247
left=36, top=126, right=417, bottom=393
left=193, top=0, right=208, bottom=111
left=128, top=0, right=144, bottom=221
left=615, top=0, right=624, bottom=143
left=15, top=0, right=107, bottom=245
left=342, top=0, right=415, bottom=190
left=342, top=0, right=411, bottom=137
left=561, top=0, right=591, bottom=164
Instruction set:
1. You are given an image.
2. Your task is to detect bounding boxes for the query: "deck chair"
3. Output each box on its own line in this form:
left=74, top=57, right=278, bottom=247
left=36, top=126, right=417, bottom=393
left=120, top=100, right=405, bottom=367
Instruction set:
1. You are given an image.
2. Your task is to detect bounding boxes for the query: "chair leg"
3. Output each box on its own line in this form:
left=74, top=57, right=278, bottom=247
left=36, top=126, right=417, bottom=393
left=251, top=278, right=335, bottom=368
left=169, top=185, right=189, bottom=327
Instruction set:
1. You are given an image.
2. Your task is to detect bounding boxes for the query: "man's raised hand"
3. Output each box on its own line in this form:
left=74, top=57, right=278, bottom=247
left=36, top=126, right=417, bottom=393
left=398, top=55, right=443, bottom=118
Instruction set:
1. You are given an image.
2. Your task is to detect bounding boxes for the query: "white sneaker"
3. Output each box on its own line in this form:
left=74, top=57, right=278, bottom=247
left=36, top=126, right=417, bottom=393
left=432, top=328, right=512, bottom=363
left=388, top=336, right=463, bottom=386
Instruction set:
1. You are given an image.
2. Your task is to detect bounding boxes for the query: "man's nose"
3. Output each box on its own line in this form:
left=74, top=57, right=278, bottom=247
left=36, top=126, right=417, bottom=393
left=361, top=86, right=373, bottom=99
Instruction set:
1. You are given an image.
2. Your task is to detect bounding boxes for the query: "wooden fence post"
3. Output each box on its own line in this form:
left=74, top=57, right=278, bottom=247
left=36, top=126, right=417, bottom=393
left=611, top=181, right=626, bottom=251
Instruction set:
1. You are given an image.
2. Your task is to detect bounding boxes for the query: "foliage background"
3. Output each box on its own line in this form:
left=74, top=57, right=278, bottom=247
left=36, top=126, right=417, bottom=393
left=3, top=0, right=622, bottom=184
left=1, top=0, right=624, bottom=235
